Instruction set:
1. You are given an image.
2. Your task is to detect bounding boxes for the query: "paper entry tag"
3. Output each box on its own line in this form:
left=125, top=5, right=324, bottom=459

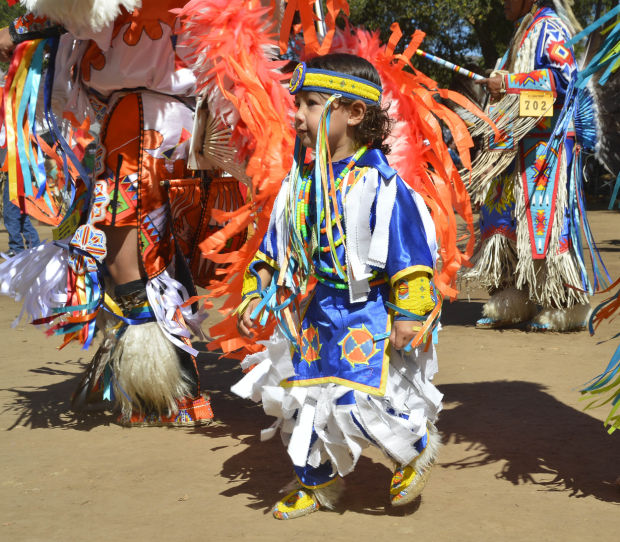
left=519, top=90, right=554, bottom=117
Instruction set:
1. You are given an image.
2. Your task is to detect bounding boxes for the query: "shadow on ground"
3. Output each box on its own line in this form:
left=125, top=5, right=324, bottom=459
left=439, top=380, right=620, bottom=503
left=441, top=299, right=484, bottom=327
left=192, top=348, right=422, bottom=516
left=1, top=357, right=113, bottom=430
left=4, top=347, right=618, bottom=509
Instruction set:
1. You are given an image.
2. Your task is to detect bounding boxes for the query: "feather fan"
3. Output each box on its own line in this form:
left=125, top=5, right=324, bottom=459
left=176, top=0, right=296, bottom=357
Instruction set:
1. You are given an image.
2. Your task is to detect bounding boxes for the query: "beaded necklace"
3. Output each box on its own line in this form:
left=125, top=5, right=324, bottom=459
left=296, top=145, right=368, bottom=242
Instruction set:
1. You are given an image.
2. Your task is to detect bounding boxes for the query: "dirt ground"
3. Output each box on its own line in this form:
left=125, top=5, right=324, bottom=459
left=0, top=209, right=618, bottom=542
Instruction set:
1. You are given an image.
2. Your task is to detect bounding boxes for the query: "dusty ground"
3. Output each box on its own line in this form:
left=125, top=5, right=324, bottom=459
left=0, top=209, right=618, bottom=542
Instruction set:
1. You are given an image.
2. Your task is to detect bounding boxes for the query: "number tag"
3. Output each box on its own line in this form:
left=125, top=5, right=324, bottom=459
left=519, top=90, right=554, bottom=117
left=52, top=210, right=82, bottom=241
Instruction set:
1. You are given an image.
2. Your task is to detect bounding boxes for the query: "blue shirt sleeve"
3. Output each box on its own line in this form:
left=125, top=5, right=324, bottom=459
left=534, top=18, right=577, bottom=103
left=370, top=175, right=434, bottom=280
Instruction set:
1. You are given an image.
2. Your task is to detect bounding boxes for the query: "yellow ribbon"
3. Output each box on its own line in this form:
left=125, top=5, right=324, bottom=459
left=6, top=40, right=40, bottom=201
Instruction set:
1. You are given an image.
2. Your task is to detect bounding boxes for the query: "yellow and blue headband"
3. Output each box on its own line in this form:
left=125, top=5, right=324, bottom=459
left=288, top=62, right=382, bottom=105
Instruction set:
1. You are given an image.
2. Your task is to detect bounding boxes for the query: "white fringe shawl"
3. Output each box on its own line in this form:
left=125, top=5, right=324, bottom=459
left=0, top=242, right=68, bottom=326
left=232, top=329, right=443, bottom=474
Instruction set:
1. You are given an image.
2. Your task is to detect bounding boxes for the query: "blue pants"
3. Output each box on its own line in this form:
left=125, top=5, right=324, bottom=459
left=3, top=179, right=40, bottom=253
left=294, top=422, right=429, bottom=488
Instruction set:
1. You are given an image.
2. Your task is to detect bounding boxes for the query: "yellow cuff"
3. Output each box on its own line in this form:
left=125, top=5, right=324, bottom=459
left=234, top=293, right=260, bottom=317
left=390, top=265, right=433, bottom=286
left=393, top=271, right=435, bottom=316
left=241, top=264, right=259, bottom=298
left=255, top=250, right=278, bottom=270
left=242, top=253, right=275, bottom=297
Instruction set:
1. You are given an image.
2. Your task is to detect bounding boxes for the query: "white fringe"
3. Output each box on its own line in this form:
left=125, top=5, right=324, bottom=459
left=112, top=321, right=191, bottom=418
left=146, top=265, right=208, bottom=357
left=542, top=249, right=590, bottom=307
left=465, top=97, right=541, bottom=202
left=21, top=0, right=141, bottom=34
left=412, top=422, right=442, bottom=473
left=513, top=147, right=588, bottom=308
left=0, top=242, right=68, bottom=325
left=531, top=303, right=591, bottom=331
left=232, top=329, right=443, bottom=476
left=482, top=287, right=537, bottom=323
left=463, top=233, right=518, bottom=291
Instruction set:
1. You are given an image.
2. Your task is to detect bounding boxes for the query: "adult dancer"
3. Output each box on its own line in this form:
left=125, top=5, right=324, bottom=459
left=467, top=0, right=595, bottom=331
left=0, top=0, right=219, bottom=425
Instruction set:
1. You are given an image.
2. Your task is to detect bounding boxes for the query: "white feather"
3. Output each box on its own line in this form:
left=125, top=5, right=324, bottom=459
left=482, top=287, right=537, bottom=323
left=531, top=304, right=591, bottom=331
left=21, top=0, right=142, bottom=34
left=112, top=321, right=191, bottom=418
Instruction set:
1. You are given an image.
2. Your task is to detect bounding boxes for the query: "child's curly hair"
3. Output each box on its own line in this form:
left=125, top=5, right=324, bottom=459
left=306, top=53, right=393, bottom=155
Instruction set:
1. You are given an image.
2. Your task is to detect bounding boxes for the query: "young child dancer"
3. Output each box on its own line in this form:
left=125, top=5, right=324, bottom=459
left=232, top=53, right=443, bottom=519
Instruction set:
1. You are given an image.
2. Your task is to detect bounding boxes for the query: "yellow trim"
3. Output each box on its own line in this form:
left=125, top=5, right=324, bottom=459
left=390, top=265, right=433, bottom=286
left=280, top=373, right=387, bottom=396
left=104, top=293, right=124, bottom=318
left=282, top=301, right=391, bottom=397
left=241, top=269, right=258, bottom=298
left=296, top=475, right=338, bottom=490
left=255, top=250, right=278, bottom=270
left=234, top=293, right=260, bottom=317
left=304, top=72, right=381, bottom=103
left=393, top=273, right=435, bottom=316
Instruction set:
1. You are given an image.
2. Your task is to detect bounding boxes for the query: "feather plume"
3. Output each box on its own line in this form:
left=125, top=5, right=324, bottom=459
left=177, top=0, right=296, bottom=357
left=178, top=2, right=492, bottom=357
left=20, top=0, right=142, bottom=35
left=330, top=25, right=494, bottom=298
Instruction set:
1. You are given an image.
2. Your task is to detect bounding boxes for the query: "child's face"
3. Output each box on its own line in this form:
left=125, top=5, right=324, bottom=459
left=293, top=91, right=363, bottom=160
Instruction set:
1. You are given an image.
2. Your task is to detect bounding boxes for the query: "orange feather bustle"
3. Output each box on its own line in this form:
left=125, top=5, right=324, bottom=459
left=176, top=0, right=297, bottom=357
left=177, top=1, right=494, bottom=358
left=329, top=24, right=497, bottom=298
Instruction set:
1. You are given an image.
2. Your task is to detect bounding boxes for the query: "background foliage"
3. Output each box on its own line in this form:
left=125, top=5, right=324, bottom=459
left=0, top=1, right=26, bottom=71
left=347, top=0, right=617, bottom=86
left=0, top=1, right=25, bottom=28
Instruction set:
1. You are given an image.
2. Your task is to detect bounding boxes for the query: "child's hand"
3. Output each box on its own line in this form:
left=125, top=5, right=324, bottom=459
left=237, top=297, right=261, bottom=338
left=389, top=320, right=422, bottom=350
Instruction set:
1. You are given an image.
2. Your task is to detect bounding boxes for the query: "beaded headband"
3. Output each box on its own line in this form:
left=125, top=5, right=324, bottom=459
left=288, top=62, right=382, bottom=105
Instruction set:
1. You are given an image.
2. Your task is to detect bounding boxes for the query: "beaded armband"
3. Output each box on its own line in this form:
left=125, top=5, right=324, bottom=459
left=392, top=271, right=436, bottom=318
left=236, top=256, right=268, bottom=317
left=9, top=14, right=64, bottom=44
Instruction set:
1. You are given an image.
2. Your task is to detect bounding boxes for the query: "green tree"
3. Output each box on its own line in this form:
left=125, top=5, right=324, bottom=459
left=0, top=1, right=25, bottom=28
left=347, top=0, right=616, bottom=86
left=0, top=2, right=25, bottom=71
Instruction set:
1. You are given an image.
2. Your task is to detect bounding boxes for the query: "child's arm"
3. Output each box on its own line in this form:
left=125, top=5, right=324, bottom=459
left=389, top=270, right=436, bottom=350
left=236, top=260, right=274, bottom=338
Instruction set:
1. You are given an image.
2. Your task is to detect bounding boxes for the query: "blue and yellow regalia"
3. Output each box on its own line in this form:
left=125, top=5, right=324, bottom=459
left=465, top=4, right=606, bottom=331
left=232, top=60, right=443, bottom=517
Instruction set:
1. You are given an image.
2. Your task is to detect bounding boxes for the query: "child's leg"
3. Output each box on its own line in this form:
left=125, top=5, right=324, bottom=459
left=272, top=461, right=343, bottom=520
left=390, top=422, right=441, bottom=507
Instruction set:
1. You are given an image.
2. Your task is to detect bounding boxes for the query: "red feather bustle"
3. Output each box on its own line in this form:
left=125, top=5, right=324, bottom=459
left=177, top=1, right=494, bottom=357
left=176, top=0, right=296, bottom=357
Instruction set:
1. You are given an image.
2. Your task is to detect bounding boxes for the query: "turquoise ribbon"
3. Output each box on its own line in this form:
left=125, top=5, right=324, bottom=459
left=566, top=4, right=620, bottom=48
left=16, top=40, right=47, bottom=200
left=384, top=301, right=439, bottom=353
